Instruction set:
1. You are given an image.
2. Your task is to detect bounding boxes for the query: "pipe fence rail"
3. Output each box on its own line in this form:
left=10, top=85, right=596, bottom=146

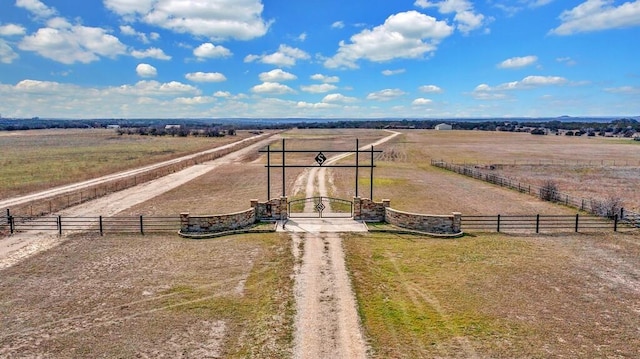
left=462, top=214, right=622, bottom=233
left=432, top=160, right=640, bottom=228
left=2, top=214, right=180, bottom=236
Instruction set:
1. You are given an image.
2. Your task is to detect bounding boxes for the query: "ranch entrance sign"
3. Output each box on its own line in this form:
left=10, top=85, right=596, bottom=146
left=259, top=139, right=382, bottom=217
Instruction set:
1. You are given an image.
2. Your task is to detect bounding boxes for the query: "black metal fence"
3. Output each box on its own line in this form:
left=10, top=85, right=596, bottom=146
left=462, top=214, right=621, bottom=233
left=2, top=214, right=180, bottom=236
left=432, top=160, right=640, bottom=228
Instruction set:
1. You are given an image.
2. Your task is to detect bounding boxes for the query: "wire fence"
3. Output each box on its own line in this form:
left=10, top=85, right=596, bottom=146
left=1, top=214, right=180, bottom=236
left=432, top=160, right=640, bottom=228
left=457, top=159, right=640, bottom=167
left=462, top=214, right=623, bottom=233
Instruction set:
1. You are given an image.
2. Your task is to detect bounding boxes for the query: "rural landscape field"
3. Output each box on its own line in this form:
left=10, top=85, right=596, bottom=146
left=1, top=128, right=639, bottom=358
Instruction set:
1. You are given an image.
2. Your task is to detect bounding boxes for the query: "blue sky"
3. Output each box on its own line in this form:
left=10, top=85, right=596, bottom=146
left=0, top=0, right=639, bottom=119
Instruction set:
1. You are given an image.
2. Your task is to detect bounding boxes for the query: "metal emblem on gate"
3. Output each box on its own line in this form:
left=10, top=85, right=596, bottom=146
left=315, top=152, right=327, bottom=166
left=314, top=201, right=326, bottom=213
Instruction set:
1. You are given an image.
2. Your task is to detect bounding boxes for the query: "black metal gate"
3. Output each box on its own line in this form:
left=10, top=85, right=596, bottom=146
left=288, top=197, right=353, bottom=218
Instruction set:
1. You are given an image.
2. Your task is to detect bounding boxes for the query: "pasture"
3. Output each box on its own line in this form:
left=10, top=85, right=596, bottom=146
left=1, top=128, right=638, bottom=358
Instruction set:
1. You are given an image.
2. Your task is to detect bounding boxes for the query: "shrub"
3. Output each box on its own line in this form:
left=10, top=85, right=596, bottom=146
left=539, top=180, right=560, bottom=202
left=590, top=196, right=623, bottom=219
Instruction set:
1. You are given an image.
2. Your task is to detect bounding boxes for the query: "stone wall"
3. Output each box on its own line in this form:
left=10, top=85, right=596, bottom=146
left=180, top=208, right=256, bottom=233
left=385, top=208, right=462, bottom=234
left=251, top=196, right=288, bottom=221
left=353, top=197, right=390, bottom=222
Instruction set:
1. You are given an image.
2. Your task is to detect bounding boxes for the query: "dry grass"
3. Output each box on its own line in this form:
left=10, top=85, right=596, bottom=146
left=0, top=232, right=294, bottom=358
left=0, top=129, right=251, bottom=199
left=344, top=231, right=640, bottom=358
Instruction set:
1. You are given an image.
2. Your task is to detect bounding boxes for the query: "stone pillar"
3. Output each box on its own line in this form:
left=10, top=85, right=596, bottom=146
left=452, top=212, right=462, bottom=233
left=180, top=212, right=190, bottom=232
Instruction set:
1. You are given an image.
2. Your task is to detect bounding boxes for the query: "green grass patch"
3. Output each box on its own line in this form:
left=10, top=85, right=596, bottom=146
left=344, top=232, right=535, bottom=358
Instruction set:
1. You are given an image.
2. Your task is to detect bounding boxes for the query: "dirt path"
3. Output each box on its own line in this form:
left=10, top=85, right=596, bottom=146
left=0, top=135, right=278, bottom=269
left=290, top=131, right=400, bottom=359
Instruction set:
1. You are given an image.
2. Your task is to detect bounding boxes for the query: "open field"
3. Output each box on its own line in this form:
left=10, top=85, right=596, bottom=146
left=1, top=128, right=639, bottom=358
left=0, top=129, right=252, bottom=199
left=0, top=232, right=294, bottom=358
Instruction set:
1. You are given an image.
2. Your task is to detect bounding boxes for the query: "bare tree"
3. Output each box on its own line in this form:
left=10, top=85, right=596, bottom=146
left=539, top=180, right=560, bottom=202
left=590, top=195, right=624, bottom=219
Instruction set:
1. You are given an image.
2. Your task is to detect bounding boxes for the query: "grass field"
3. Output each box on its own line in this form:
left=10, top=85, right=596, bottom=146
left=1, top=128, right=639, bottom=358
left=0, top=129, right=251, bottom=199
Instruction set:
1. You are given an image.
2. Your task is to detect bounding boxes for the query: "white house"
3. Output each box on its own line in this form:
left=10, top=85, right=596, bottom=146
left=435, top=123, right=452, bottom=130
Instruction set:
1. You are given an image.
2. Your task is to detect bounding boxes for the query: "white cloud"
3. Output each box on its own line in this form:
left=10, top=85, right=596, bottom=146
left=297, top=32, right=307, bottom=41
left=382, top=69, right=406, bottom=76
left=604, top=86, right=640, bottom=94
left=472, top=75, right=569, bottom=99
left=214, top=90, right=231, bottom=98
left=19, top=24, right=127, bottom=64
left=0, top=24, right=27, bottom=36
left=245, top=44, right=310, bottom=67
left=16, top=0, right=57, bottom=19
left=419, top=84, right=443, bottom=93
left=131, top=47, right=171, bottom=60
left=259, top=69, right=297, bottom=82
left=300, top=84, right=338, bottom=93
left=112, top=80, right=200, bottom=97
left=251, top=82, right=296, bottom=95
left=0, top=40, right=19, bottom=63
left=322, top=93, right=357, bottom=103
left=550, top=0, right=640, bottom=35
left=104, top=0, right=272, bottom=41
left=366, top=88, right=406, bottom=101
left=557, top=57, right=577, bottom=66
left=311, top=74, right=340, bottom=83
left=412, top=97, right=433, bottom=105
left=324, top=11, right=453, bottom=69
left=174, top=96, right=216, bottom=105
left=331, top=21, right=345, bottom=29
left=136, top=63, right=157, bottom=77
left=119, top=25, right=154, bottom=43
left=415, top=0, right=487, bottom=34
left=498, top=55, right=538, bottom=69
left=193, top=42, right=232, bottom=59
left=185, top=72, right=227, bottom=82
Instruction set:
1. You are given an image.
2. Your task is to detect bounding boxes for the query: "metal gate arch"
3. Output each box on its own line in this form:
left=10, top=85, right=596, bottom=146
left=288, top=196, right=353, bottom=218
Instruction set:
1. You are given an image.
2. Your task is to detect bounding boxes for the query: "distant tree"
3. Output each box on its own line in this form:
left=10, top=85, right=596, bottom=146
left=539, top=180, right=560, bottom=202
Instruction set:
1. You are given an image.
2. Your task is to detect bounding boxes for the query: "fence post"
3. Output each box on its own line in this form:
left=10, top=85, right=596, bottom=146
left=620, top=207, right=624, bottom=219
left=575, top=214, right=579, bottom=232
left=140, top=215, right=144, bottom=235
left=9, top=215, right=14, bottom=235
left=536, top=214, right=540, bottom=233
left=497, top=214, right=501, bottom=232
left=614, top=214, right=618, bottom=232
left=57, top=215, right=62, bottom=235
left=99, top=216, right=103, bottom=236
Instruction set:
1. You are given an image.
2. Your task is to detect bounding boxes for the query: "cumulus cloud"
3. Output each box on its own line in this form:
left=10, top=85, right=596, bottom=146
left=193, top=42, right=232, bottom=59
left=498, top=55, right=538, bottom=69
left=0, top=24, right=27, bottom=36
left=19, top=22, right=127, bottom=64
left=557, top=57, right=577, bottom=66
left=16, top=0, right=57, bottom=19
left=382, top=69, right=406, bottom=76
left=419, top=84, right=443, bottom=93
left=185, top=72, right=227, bottom=82
left=0, top=40, right=19, bottom=63
left=112, top=80, right=200, bottom=97
left=245, top=44, right=310, bottom=67
left=104, top=0, right=272, bottom=41
left=131, top=47, right=171, bottom=60
left=412, top=97, right=433, bottom=105
left=251, top=82, right=296, bottom=95
left=311, top=74, right=340, bottom=83
left=415, top=0, right=487, bottom=34
left=550, top=0, right=640, bottom=35
left=300, top=83, right=338, bottom=93
left=322, top=93, right=357, bottom=103
left=472, top=75, right=569, bottom=99
left=366, top=88, right=406, bottom=101
left=259, top=69, right=297, bottom=82
left=604, top=86, right=640, bottom=94
left=136, top=63, right=157, bottom=77
left=324, top=11, right=453, bottom=69
left=174, top=96, right=216, bottom=105
left=119, top=25, right=156, bottom=43
left=331, top=21, right=345, bottom=29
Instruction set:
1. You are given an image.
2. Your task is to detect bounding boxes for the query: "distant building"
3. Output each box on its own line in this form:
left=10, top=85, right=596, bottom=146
left=435, top=123, right=452, bottom=130
left=107, top=125, right=120, bottom=129
left=165, top=124, right=181, bottom=129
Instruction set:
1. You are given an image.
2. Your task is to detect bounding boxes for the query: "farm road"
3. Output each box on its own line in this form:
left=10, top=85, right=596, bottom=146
left=289, top=130, right=399, bottom=359
left=0, top=133, right=278, bottom=269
